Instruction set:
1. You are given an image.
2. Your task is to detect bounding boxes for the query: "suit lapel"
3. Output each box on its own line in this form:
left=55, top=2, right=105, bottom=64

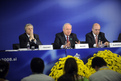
left=69, top=34, right=73, bottom=41
left=69, top=34, right=73, bottom=44
left=91, top=32, right=95, bottom=43
left=98, top=33, right=102, bottom=41
left=61, top=32, right=66, bottom=44
left=24, top=33, right=30, bottom=42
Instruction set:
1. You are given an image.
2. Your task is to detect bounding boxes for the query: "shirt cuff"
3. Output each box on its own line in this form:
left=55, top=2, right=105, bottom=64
left=93, top=44, right=96, bottom=47
left=61, top=45, right=64, bottom=49
left=34, top=39, right=37, bottom=44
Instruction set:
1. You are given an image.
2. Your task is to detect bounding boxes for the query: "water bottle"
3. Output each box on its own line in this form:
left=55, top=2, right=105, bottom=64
left=98, top=40, right=102, bottom=48
left=27, top=42, right=30, bottom=49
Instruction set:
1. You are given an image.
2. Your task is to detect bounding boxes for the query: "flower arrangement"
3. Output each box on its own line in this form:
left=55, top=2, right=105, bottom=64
left=86, top=50, right=121, bottom=75
left=49, top=55, right=91, bottom=81
left=49, top=50, right=121, bottom=81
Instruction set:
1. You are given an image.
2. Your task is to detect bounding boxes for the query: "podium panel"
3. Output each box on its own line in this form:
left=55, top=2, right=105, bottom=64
left=0, top=48, right=121, bottom=81
left=0, top=50, right=66, bottom=81
left=66, top=47, right=121, bottom=63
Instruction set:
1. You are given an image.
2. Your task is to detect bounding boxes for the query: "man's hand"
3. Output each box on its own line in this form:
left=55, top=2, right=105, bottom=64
left=104, top=42, right=109, bottom=46
left=96, top=41, right=103, bottom=48
left=75, top=41, right=80, bottom=44
left=63, top=41, right=71, bottom=48
left=29, top=30, right=35, bottom=41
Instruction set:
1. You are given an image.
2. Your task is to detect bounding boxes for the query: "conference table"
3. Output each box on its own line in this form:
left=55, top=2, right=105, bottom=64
left=0, top=47, right=121, bottom=81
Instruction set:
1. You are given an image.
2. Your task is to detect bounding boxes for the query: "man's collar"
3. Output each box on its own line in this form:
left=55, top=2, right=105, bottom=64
left=26, top=33, right=30, bottom=38
left=92, top=32, right=98, bottom=37
left=64, top=34, right=69, bottom=38
left=98, top=66, right=109, bottom=71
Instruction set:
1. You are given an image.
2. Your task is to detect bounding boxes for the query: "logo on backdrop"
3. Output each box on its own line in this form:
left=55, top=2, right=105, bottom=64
left=0, top=57, right=17, bottom=62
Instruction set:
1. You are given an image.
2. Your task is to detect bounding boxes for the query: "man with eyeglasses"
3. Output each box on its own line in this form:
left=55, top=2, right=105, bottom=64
left=86, top=23, right=109, bottom=48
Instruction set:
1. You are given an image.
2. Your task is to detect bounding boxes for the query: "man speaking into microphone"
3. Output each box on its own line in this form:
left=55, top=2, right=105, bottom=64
left=53, top=23, right=80, bottom=49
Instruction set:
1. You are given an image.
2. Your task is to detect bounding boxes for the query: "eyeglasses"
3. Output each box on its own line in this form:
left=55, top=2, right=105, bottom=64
left=94, top=29, right=100, bottom=31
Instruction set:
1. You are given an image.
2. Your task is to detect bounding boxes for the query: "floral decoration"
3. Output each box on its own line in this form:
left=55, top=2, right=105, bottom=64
left=49, top=55, right=90, bottom=81
left=49, top=50, right=121, bottom=81
left=86, top=50, right=121, bottom=75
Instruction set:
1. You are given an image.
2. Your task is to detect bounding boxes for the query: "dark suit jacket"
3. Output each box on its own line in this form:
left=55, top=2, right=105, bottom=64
left=118, top=33, right=121, bottom=42
left=86, top=31, right=109, bottom=48
left=19, top=33, right=42, bottom=48
left=53, top=32, right=79, bottom=49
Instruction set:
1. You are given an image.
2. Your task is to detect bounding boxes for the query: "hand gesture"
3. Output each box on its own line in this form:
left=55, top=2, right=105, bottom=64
left=75, top=41, right=80, bottom=44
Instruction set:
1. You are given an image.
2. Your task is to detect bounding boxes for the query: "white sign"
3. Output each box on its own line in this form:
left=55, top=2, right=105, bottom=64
left=75, top=44, right=89, bottom=49
left=39, top=45, right=53, bottom=50
left=109, top=42, right=121, bottom=47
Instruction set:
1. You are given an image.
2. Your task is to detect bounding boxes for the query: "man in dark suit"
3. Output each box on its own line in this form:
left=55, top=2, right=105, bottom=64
left=19, top=23, right=42, bottom=48
left=118, top=33, right=121, bottom=42
left=53, top=23, right=80, bottom=49
left=86, top=23, right=109, bottom=48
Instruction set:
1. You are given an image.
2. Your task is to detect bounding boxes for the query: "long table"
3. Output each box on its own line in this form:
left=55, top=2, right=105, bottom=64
left=0, top=47, right=121, bottom=81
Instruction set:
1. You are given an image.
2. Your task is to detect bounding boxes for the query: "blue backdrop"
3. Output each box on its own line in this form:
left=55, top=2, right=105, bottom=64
left=0, top=0, right=121, bottom=50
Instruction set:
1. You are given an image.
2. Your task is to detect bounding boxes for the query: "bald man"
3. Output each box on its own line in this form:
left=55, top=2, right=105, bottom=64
left=53, top=23, right=80, bottom=49
left=86, top=23, right=109, bottom=48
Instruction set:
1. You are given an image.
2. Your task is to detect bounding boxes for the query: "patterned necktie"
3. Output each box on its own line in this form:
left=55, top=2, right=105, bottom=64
left=95, top=35, right=98, bottom=45
left=67, top=36, right=69, bottom=43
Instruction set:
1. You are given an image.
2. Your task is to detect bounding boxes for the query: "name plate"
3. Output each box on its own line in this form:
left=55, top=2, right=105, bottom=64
left=109, top=42, right=121, bottom=47
left=39, top=45, right=53, bottom=50
left=75, top=44, right=89, bottom=49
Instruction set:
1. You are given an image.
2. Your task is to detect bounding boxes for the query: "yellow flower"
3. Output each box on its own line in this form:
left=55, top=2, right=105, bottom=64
left=49, top=55, right=90, bottom=81
left=49, top=50, right=121, bottom=81
left=86, top=50, right=121, bottom=76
